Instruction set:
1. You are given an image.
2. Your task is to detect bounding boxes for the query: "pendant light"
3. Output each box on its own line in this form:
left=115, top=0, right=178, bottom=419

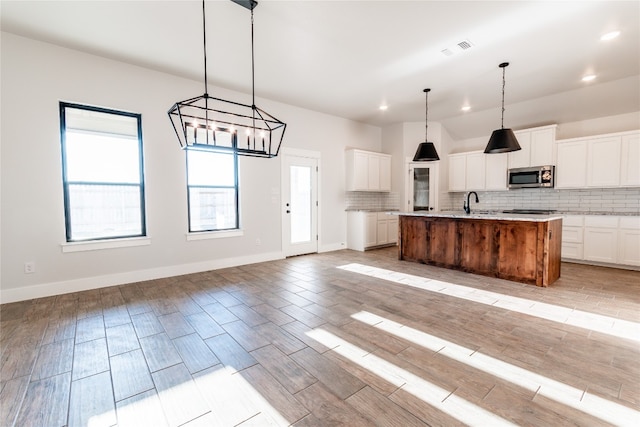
left=168, top=0, right=286, bottom=158
left=413, top=88, right=440, bottom=161
left=484, top=62, right=521, bottom=154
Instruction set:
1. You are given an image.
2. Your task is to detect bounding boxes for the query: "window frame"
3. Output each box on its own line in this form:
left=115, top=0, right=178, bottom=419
left=59, top=102, right=147, bottom=242
left=185, top=143, right=240, bottom=233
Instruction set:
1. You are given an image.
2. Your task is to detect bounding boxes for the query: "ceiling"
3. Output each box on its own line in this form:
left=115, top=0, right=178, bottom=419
left=2, top=0, right=639, bottom=140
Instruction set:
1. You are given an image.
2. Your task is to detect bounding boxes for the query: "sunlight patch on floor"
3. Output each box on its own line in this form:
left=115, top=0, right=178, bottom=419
left=337, top=263, right=640, bottom=342
left=306, top=328, right=518, bottom=427
left=102, top=365, right=289, bottom=427
left=352, top=310, right=640, bottom=427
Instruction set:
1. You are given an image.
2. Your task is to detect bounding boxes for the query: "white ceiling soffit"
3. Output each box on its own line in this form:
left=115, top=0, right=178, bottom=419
left=1, top=0, right=639, bottom=140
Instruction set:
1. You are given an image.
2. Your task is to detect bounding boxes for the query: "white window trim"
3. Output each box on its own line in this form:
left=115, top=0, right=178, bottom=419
left=61, top=236, right=151, bottom=253
left=186, top=229, right=244, bottom=241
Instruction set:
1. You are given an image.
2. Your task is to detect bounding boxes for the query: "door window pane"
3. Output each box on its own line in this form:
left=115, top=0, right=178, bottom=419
left=290, top=165, right=311, bottom=243
left=413, top=168, right=430, bottom=211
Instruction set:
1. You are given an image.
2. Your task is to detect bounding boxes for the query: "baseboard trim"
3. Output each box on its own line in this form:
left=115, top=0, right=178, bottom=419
left=561, top=258, right=640, bottom=271
left=319, top=242, right=347, bottom=253
left=0, top=251, right=285, bottom=304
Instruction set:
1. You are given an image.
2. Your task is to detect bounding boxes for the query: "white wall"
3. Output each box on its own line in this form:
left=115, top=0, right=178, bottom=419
left=0, top=33, right=381, bottom=302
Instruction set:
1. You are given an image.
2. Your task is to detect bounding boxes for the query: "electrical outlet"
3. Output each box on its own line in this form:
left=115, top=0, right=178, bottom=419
left=24, top=261, right=36, bottom=274
left=255, top=238, right=261, bottom=246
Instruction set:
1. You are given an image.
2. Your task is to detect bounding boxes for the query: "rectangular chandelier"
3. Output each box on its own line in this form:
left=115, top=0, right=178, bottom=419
left=168, top=94, right=286, bottom=157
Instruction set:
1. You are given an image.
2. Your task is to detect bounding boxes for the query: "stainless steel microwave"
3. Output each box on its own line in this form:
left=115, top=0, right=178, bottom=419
left=508, top=165, right=555, bottom=189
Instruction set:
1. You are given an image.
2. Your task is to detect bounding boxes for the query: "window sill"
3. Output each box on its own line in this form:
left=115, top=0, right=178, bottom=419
left=186, top=229, right=243, bottom=241
left=61, top=236, right=151, bottom=253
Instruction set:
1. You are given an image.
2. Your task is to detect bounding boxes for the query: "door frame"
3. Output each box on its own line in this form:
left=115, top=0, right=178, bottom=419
left=405, top=158, right=439, bottom=213
left=281, top=147, right=321, bottom=257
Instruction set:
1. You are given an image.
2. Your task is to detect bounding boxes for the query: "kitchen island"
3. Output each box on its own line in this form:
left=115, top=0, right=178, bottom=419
left=395, top=211, right=563, bottom=287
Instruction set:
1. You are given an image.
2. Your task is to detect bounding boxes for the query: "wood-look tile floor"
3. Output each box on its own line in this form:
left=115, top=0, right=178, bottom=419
left=1, top=247, right=639, bottom=426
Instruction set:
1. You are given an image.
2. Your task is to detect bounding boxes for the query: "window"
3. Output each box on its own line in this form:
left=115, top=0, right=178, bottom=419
left=60, top=102, right=146, bottom=242
left=186, top=142, right=239, bottom=233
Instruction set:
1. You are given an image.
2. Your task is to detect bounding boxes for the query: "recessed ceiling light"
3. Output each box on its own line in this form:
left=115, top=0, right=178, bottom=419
left=601, top=30, right=620, bottom=41
left=461, top=105, right=471, bottom=112
left=379, top=105, right=388, bottom=111
left=582, top=74, right=596, bottom=82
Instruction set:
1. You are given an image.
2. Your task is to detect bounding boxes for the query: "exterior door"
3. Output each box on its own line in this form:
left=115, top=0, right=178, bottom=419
left=282, top=153, right=318, bottom=257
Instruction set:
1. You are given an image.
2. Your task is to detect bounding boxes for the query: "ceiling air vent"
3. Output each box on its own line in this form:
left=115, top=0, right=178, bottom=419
left=457, top=39, right=474, bottom=50
left=440, top=39, right=474, bottom=57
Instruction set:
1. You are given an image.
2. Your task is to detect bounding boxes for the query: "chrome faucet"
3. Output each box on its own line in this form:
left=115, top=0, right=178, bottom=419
left=464, top=191, right=479, bottom=214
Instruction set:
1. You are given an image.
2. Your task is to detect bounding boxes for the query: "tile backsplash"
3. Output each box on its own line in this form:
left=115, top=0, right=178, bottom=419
left=346, top=191, right=400, bottom=211
left=442, top=187, right=640, bottom=214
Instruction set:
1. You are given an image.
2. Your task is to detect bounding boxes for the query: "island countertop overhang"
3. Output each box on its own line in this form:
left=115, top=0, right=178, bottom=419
left=390, top=211, right=563, bottom=223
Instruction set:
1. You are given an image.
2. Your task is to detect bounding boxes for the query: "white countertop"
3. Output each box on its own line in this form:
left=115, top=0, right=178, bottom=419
left=390, top=211, right=563, bottom=222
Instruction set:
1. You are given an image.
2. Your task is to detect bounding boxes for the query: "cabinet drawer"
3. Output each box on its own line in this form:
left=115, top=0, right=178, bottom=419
left=377, top=212, right=391, bottom=221
left=563, top=215, right=584, bottom=227
left=585, top=216, right=618, bottom=228
left=619, top=217, right=640, bottom=230
left=562, top=242, right=583, bottom=260
left=562, top=226, right=583, bottom=243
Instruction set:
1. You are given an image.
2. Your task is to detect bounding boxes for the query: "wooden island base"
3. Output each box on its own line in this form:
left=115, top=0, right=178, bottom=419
left=398, top=215, right=562, bottom=287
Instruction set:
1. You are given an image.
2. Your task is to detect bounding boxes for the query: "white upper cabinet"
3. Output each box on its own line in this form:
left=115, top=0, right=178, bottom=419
left=465, top=152, right=486, bottom=191
left=448, top=153, right=467, bottom=192
left=485, top=153, right=508, bottom=190
left=509, top=125, right=557, bottom=168
left=378, top=155, right=391, bottom=192
left=346, top=149, right=391, bottom=192
left=556, top=130, right=638, bottom=189
left=587, top=136, right=621, bottom=187
left=448, top=150, right=507, bottom=192
left=556, top=141, right=588, bottom=188
left=621, top=132, right=640, bottom=186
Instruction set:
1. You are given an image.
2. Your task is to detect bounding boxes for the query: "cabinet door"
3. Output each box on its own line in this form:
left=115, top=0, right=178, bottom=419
left=508, top=131, right=531, bottom=168
left=352, top=151, right=369, bottom=191
left=584, top=228, right=617, bottom=263
left=618, top=217, right=640, bottom=266
left=587, top=136, right=621, bottom=187
left=387, top=218, right=398, bottom=244
left=485, top=153, right=508, bottom=190
left=365, top=213, right=377, bottom=247
left=562, top=242, right=584, bottom=260
left=530, top=127, right=556, bottom=166
left=465, top=152, right=486, bottom=190
left=621, top=132, right=640, bottom=186
left=379, top=155, right=391, bottom=191
left=377, top=220, right=388, bottom=245
left=584, top=216, right=618, bottom=263
left=368, top=154, right=380, bottom=190
left=448, top=154, right=467, bottom=192
left=556, top=141, right=587, bottom=188
left=618, top=228, right=640, bottom=266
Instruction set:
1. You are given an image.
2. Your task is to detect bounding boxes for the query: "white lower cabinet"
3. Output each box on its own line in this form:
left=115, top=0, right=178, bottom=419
left=561, top=215, right=584, bottom=260
left=618, top=217, right=640, bottom=266
left=364, top=213, right=377, bottom=248
left=347, top=211, right=398, bottom=251
left=584, top=216, right=618, bottom=264
left=562, top=215, right=640, bottom=267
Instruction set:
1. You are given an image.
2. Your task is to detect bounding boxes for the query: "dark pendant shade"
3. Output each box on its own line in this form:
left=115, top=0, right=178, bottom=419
left=413, top=88, right=440, bottom=161
left=485, top=62, right=520, bottom=154
left=484, top=128, right=521, bottom=153
left=413, top=142, right=440, bottom=161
